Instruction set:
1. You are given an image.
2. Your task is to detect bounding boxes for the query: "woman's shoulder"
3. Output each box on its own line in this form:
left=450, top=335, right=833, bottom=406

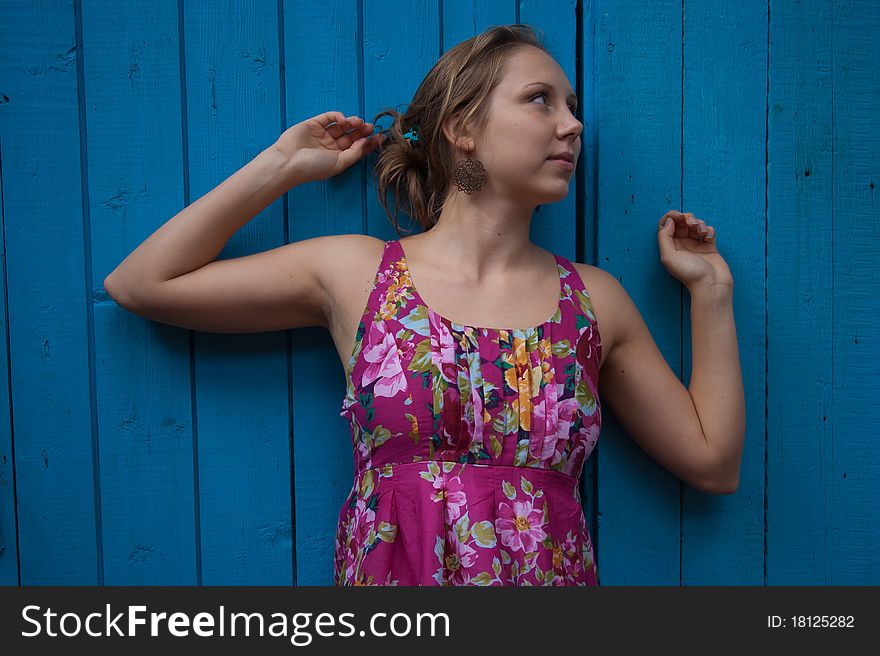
left=569, top=260, right=610, bottom=290
left=336, top=233, right=386, bottom=252
left=320, top=234, right=387, bottom=289
left=320, top=234, right=389, bottom=344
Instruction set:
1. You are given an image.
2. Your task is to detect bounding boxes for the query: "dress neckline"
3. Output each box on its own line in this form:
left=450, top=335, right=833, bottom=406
left=391, top=239, right=565, bottom=333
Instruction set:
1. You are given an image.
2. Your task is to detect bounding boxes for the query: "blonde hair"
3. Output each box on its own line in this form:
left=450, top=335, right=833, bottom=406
left=371, top=24, right=550, bottom=235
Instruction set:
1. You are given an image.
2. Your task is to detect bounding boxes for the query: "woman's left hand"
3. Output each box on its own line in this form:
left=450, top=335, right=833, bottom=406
left=656, top=210, right=734, bottom=293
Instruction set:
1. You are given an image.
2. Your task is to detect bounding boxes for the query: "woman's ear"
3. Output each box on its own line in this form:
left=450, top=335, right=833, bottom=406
left=441, top=114, right=474, bottom=153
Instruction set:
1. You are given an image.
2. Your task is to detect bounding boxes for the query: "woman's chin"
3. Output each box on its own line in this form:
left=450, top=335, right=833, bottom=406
left=538, top=184, right=573, bottom=205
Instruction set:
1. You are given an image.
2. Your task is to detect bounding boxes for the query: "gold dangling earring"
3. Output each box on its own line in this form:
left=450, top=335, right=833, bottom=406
left=454, top=147, right=487, bottom=195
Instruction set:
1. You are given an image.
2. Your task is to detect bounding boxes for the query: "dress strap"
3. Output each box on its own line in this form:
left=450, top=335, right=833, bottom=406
left=556, top=255, right=599, bottom=325
left=360, top=240, right=397, bottom=325
left=555, top=254, right=603, bottom=369
left=340, top=240, right=398, bottom=418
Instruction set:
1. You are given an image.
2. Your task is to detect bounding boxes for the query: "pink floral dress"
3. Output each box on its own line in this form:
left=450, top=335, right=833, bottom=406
left=335, top=239, right=603, bottom=586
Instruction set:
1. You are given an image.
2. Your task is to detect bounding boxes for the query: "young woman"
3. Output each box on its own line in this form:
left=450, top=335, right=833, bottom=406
left=105, top=25, right=745, bottom=586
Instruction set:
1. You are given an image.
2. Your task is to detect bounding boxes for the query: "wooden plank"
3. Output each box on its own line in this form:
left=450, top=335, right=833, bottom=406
left=595, top=0, right=683, bottom=584
left=363, top=0, right=438, bottom=232
left=443, top=0, right=516, bottom=51
left=680, top=0, right=766, bottom=584
left=362, top=0, right=439, bottom=244
left=283, top=0, right=365, bottom=585
left=767, top=0, right=834, bottom=585
left=86, top=0, right=197, bottom=583
left=829, top=0, right=880, bottom=584
left=0, top=91, right=18, bottom=586
left=0, top=0, right=98, bottom=583
left=579, top=0, right=602, bottom=564
left=184, top=0, right=292, bottom=585
left=522, top=0, right=580, bottom=252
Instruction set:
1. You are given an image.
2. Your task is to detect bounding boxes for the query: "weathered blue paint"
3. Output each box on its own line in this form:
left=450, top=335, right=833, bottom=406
left=0, top=0, right=876, bottom=586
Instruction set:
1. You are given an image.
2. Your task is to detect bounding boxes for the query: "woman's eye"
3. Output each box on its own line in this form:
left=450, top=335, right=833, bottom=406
left=531, top=91, right=577, bottom=114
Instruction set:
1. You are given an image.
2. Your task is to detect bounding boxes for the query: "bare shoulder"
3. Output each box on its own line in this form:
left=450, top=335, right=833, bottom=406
left=318, top=233, right=386, bottom=300
left=318, top=233, right=385, bottom=308
left=319, top=235, right=387, bottom=371
left=316, top=232, right=385, bottom=260
left=570, top=261, right=622, bottom=370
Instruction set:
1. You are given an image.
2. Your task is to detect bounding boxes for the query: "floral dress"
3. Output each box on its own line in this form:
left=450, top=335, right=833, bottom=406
left=335, top=239, right=603, bottom=586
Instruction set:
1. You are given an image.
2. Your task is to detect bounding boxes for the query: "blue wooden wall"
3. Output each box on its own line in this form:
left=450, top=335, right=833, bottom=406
left=0, top=0, right=877, bottom=585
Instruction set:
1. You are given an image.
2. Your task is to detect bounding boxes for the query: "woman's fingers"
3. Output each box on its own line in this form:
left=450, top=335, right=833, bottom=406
left=317, top=112, right=352, bottom=135
left=324, top=115, right=375, bottom=149
left=661, top=210, right=715, bottom=241
left=682, top=212, right=703, bottom=237
left=340, top=123, right=376, bottom=152
left=315, top=111, right=349, bottom=137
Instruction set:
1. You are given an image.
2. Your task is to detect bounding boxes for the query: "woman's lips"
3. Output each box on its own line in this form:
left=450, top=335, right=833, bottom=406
left=547, top=157, right=574, bottom=170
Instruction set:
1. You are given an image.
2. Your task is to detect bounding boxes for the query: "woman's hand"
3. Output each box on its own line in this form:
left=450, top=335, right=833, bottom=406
left=273, top=111, right=386, bottom=184
left=656, top=210, right=734, bottom=293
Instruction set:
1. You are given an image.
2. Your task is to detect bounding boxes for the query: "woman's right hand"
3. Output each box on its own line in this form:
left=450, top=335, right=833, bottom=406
left=273, top=111, right=386, bottom=184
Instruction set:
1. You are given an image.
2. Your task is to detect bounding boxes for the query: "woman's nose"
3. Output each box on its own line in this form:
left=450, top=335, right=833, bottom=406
left=561, top=115, right=582, bottom=140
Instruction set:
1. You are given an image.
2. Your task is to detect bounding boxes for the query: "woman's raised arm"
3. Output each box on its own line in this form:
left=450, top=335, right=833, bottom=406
left=103, top=111, right=384, bottom=332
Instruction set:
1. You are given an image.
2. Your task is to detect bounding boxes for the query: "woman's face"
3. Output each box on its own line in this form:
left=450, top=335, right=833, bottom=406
left=467, top=45, right=582, bottom=206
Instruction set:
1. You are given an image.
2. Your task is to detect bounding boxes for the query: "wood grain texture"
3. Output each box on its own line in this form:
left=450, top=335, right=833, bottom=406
left=680, top=0, right=766, bottom=585
left=828, top=0, right=879, bottom=584
left=283, top=0, right=363, bottom=586
left=185, top=0, right=291, bottom=586
left=768, top=0, right=834, bottom=586
left=0, top=0, right=99, bottom=584
left=84, top=0, right=196, bottom=584
left=0, top=132, right=13, bottom=585
left=595, top=0, right=684, bottom=585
